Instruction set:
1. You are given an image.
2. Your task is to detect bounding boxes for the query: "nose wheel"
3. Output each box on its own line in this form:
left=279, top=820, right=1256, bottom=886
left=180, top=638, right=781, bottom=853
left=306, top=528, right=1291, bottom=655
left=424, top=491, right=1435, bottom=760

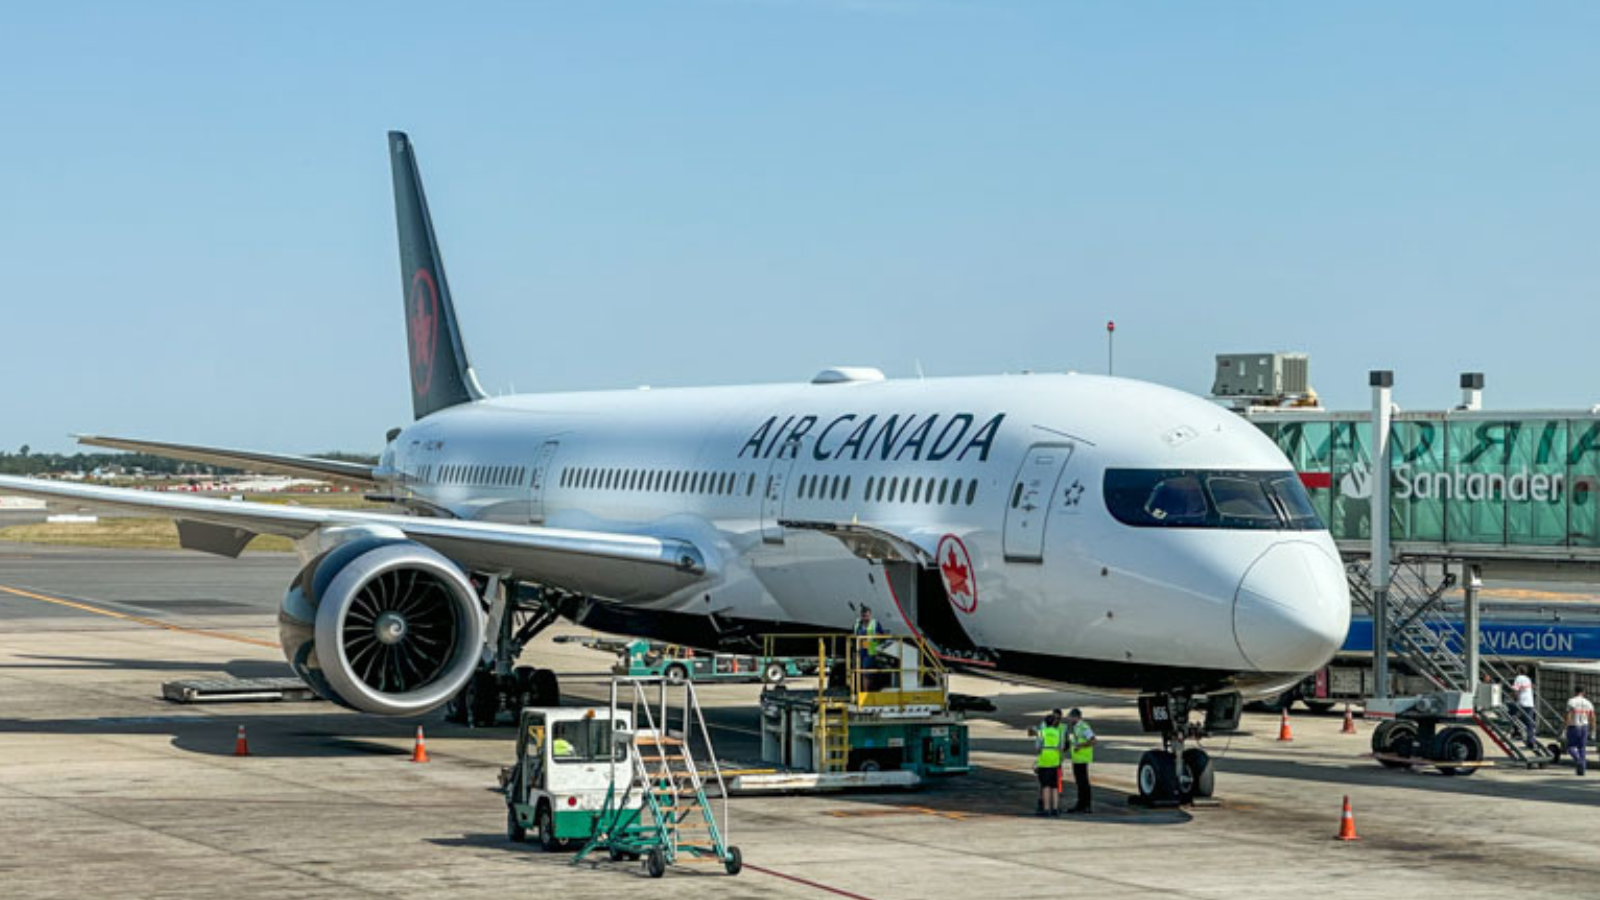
left=1132, top=692, right=1236, bottom=807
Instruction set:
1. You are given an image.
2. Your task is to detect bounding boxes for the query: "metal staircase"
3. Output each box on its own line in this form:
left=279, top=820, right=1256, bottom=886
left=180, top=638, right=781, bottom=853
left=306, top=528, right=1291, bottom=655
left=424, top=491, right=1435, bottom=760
left=1346, top=559, right=1561, bottom=766
left=574, top=676, right=741, bottom=877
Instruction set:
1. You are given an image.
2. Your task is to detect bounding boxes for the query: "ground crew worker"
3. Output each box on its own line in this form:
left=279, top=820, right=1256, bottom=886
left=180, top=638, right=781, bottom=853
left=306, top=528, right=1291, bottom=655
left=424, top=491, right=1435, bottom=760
left=553, top=735, right=576, bottom=758
left=1511, top=666, right=1538, bottom=749
left=1031, top=711, right=1065, bottom=816
left=1566, top=686, right=1593, bottom=776
left=853, top=605, right=881, bottom=691
left=1065, top=708, right=1097, bottom=814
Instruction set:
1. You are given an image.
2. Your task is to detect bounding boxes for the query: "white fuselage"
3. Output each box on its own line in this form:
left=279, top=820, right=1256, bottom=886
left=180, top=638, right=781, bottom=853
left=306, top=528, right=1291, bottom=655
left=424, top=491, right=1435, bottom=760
left=379, top=371, right=1350, bottom=695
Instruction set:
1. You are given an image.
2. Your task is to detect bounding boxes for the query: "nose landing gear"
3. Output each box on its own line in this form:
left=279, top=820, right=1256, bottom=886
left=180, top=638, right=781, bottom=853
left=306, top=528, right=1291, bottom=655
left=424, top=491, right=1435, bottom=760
left=1131, top=692, right=1238, bottom=807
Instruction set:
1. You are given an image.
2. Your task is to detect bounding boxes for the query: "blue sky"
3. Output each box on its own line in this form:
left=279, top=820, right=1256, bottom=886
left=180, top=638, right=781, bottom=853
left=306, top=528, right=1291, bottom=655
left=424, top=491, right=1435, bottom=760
left=2, top=2, right=1597, bottom=453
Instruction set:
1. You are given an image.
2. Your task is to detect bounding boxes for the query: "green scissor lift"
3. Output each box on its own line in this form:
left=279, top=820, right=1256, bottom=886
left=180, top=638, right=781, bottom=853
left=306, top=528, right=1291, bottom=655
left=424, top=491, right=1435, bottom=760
left=573, top=674, right=742, bottom=878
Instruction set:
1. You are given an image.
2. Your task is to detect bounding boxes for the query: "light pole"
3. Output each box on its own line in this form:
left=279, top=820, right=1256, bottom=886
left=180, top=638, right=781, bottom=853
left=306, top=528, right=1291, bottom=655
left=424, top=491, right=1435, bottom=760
left=1106, top=320, right=1115, bottom=376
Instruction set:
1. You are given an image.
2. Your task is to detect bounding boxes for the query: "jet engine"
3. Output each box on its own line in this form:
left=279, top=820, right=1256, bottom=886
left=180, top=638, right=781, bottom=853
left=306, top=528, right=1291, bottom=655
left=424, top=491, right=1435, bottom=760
left=279, top=537, right=485, bottom=716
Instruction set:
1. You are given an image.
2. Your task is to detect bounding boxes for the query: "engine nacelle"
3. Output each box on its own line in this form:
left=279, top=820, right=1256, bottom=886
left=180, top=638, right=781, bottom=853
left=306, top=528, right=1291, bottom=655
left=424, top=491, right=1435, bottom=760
left=279, top=537, right=485, bottom=716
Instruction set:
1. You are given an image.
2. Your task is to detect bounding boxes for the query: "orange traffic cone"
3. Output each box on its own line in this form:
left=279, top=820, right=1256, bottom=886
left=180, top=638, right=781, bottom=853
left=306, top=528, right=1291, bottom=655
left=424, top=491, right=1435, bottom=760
left=1335, top=795, right=1360, bottom=841
left=1341, top=705, right=1358, bottom=735
left=411, top=725, right=430, bottom=763
left=1277, top=709, right=1294, bottom=742
left=233, top=724, right=250, bottom=757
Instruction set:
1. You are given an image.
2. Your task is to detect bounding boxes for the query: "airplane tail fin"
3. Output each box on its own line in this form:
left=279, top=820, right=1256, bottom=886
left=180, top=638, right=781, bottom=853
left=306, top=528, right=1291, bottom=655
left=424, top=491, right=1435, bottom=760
left=389, top=131, right=486, bottom=419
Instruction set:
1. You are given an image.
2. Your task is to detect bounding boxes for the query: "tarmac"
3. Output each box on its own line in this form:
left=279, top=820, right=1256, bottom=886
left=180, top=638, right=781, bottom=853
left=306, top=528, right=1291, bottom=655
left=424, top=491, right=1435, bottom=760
left=1, top=541, right=1597, bottom=899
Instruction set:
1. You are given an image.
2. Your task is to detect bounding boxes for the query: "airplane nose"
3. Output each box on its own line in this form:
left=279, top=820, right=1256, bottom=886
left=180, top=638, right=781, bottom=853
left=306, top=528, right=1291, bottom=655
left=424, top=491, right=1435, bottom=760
left=1232, top=541, right=1350, bottom=673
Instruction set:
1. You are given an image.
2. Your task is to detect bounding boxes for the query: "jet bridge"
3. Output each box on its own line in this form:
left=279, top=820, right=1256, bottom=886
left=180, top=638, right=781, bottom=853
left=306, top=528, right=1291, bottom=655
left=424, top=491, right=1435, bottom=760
left=1235, top=367, right=1600, bottom=769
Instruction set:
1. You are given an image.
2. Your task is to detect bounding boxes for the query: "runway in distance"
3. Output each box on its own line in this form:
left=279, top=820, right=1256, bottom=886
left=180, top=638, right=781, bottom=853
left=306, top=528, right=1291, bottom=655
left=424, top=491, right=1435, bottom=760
left=0, top=132, right=1351, bottom=802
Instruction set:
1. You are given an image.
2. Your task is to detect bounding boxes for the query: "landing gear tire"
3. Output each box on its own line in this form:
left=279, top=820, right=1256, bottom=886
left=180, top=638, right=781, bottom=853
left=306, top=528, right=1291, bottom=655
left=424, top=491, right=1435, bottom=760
left=645, top=847, right=667, bottom=878
left=506, top=804, right=527, bottom=843
left=513, top=666, right=538, bottom=711
left=762, top=662, right=787, bottom=686
left=1181, top=748, right=1215, bottom=799
left=724, top=845, right=743, bottom=876
left=1433, top=725, right=1483, bottom=776
left=464, top=668, right=500, bottom=727
left=1136, top=750, right=1180, bottom=804
left=536, top=805, right=561, bottom=853
left=532, top=668, right=560, bottom=706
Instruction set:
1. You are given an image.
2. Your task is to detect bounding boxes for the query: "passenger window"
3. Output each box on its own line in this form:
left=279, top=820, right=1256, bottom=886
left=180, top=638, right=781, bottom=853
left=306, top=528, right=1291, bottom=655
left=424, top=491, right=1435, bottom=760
left=746, top=473, right=756, bottom=495
left=898, top=478, right=910, bottom=503
left=1011, top=483, right=1023, bottom=509
left=842, top=475, right=852, bottom=500
left=937, top=478, right=949, bottom=503
left=965, top=481, right=978, bottom=505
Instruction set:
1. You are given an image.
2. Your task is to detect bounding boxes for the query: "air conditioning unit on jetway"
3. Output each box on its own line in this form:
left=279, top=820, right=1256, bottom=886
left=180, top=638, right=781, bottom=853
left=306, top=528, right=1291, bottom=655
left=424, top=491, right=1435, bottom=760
left=1212, top=352, right=1311, bottom=403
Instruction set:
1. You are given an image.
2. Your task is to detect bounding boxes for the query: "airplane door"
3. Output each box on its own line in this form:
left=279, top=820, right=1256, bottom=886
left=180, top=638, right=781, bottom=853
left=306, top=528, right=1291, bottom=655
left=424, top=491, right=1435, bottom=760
left=1002, top=443, right=1073, bottom=562
left=760, top=438, right=806, bottom=544
left=527, top=440, right=559, bottom=523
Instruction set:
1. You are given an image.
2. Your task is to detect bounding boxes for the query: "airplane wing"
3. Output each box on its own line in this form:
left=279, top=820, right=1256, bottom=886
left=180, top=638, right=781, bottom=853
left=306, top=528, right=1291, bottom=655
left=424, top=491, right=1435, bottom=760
left=74, top=435, right=379, bottom=487
left=0, top=476, right=706, bottom=604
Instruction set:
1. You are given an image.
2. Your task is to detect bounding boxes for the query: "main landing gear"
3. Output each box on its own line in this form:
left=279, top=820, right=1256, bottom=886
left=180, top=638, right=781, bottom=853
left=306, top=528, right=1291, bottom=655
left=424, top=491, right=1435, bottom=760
left=444, top=579, right=566, bottom=727
left=1131, top=692, right=1239, bottom=807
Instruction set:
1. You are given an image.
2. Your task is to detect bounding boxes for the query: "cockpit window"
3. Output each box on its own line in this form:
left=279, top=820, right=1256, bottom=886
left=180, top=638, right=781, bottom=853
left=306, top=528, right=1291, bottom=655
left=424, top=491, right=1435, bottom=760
left=1206, top=476, right=1278, bottom=522
left=1105, top=469, right=1324, bottom=531
left=1144, top=474, right=1207, bottom=524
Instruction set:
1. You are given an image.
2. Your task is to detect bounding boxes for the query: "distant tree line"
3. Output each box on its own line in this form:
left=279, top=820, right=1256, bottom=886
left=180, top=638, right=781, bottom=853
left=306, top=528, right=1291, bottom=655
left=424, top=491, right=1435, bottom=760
left=0, top=446, right=377, bottom=478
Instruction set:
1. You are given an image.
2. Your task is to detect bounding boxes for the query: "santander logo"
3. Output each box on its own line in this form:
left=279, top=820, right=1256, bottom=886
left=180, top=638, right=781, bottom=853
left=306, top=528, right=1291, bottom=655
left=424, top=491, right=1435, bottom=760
left=1339, top=466, right=1373, bottom=500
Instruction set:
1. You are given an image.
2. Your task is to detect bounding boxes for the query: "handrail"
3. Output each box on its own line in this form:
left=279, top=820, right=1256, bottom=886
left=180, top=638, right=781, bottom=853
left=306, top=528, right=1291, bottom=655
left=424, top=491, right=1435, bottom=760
left=684, top=679, right=730, bottom=845
left=762, top=630, right=950, bottom=713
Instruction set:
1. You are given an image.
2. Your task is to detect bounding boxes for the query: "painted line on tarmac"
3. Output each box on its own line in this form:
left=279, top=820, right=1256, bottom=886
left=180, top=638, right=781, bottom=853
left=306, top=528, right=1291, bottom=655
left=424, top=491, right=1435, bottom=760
left=745, top=863, right=882, bottom=900
left=0, top=582, right=280, bottom=650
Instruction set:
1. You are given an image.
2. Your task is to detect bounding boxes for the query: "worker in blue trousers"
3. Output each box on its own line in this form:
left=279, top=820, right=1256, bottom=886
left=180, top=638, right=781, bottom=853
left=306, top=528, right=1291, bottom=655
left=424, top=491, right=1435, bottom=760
left=1566, top=686, right=1593, bottom=776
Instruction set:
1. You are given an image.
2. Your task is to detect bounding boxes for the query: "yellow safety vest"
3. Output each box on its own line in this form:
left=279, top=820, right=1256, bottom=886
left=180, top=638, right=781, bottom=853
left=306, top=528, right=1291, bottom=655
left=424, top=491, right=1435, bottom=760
left=1036, top=725, right=1063, bottom=768
left=855, top=619, right=881, bottom=654
left=553, top=738, right=575, bottom=758
left=1069, top=721, right=1093, bottom=764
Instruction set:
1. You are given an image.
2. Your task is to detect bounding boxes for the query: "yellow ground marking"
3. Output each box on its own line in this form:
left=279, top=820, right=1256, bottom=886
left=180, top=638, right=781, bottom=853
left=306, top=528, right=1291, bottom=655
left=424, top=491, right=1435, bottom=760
left=0, top=582, right=280, bottom=650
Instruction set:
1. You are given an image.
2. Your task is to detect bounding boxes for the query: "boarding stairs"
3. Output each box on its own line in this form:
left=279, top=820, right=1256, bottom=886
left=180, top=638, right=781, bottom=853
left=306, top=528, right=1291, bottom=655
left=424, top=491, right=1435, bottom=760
left=574, top=675, right=740, bottom=876
left=1346, top=559, right=1561, bottom=766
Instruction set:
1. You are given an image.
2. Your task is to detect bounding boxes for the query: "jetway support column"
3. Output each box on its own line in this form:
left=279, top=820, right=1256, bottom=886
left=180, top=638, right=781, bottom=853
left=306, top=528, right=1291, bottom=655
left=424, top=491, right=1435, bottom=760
left=1463, top=562, right=1482, bottom=691
left=1370, top=371, right=1394, bottom=700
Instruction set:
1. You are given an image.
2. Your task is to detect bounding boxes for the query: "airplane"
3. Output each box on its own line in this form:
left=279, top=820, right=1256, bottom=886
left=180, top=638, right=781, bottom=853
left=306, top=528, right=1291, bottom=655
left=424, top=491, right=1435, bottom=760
left=0, top=131, right=1350, bottom=805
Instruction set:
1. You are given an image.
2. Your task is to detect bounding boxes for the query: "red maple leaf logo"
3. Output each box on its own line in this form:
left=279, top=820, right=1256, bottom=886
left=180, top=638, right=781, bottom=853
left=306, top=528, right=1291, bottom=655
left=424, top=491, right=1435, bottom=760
left=409, top=269, right=438, bottom=394
left=941, top=546, right=971, bottom=600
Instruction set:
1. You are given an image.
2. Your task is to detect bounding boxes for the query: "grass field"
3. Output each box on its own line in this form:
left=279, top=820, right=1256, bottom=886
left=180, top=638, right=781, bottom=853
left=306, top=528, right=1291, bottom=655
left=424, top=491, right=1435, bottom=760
left=0, top=492, right=387, bottom=553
